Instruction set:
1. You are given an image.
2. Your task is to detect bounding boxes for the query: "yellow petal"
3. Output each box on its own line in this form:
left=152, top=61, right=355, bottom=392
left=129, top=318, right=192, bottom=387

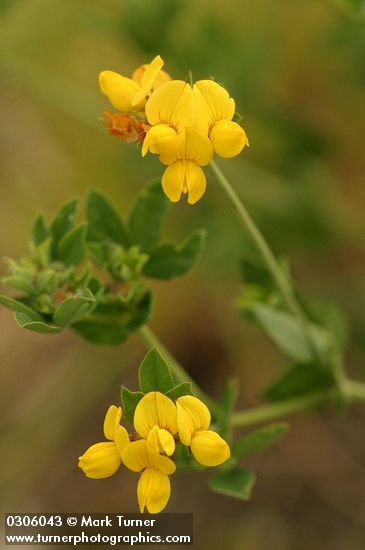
left=147, top=426, right=176, bottom=456
left=185, top=161, right=207, bottom=205
left=122, top=440, right=149, bottom=472
left=193, top=80, right=235, bottom=129
left=134, top=391, right=177, bottom=439
left=190, top=430, right=231, bottom=467
left=99, top=70, right=141, bottom=112
left=132, top=55, right=165, bottom=107
left=103, top=405, right=122, bottom=441
left=145, top=80, right=195, bottom=132
left=147, top=446, right=176, bottom=475
left=114, top=425, right=130, bottom=456
left=122, top=439, right=176, bottom=475
left=78, top=442, right=121, bottom=479
left=161, top=161, right=185, bottom=202
left=142, top=124, right=178, bottom=157
left=137, top=468, right=171, bottom=514
left=176, top=395, right=211, bottom=446
left=153, top=69, right=171, bottom=89
left=179, top=127, right=213, bottom=166
left=209, top=120, right=248, bottom=158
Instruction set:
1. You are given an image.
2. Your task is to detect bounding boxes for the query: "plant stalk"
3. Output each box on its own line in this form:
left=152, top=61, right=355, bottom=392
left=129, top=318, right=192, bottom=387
left=209, top=159, right=327, bottom=367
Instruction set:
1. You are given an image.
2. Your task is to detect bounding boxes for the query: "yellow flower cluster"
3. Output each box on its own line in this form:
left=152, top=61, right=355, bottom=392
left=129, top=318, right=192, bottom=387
left=99, top=55, right=248, bottom=205
left=79, top=392, right=230, bottom=514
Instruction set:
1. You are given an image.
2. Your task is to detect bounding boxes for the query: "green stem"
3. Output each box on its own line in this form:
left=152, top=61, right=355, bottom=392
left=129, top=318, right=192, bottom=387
left=230, top=388, right=337, bottom=428
left=209, top=159, right=326, bottom=367
left=139, top=325, right=217, bottom=413
left=230, top=379, right=365, bottom=428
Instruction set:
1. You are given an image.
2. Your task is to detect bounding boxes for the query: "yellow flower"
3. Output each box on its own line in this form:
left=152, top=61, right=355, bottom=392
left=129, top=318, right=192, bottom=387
left=176, top=395, right=230, bottom=467
left=193, top=80, right=249, bottom=158
left=78, top=405, right=129, bottom=479
left=99, top=55, right=170, bottom=114
left=122, top=439, right=176, bottom=514
left=142, top=81, right=213, bottom=204
left=134, top=391, right=177, bottom=456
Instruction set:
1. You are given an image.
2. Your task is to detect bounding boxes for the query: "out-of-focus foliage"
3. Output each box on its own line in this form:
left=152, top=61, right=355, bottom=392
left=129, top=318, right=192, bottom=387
left=2, top=0, right=365, bottom=547
left=0, top=182, right=204, bottom=344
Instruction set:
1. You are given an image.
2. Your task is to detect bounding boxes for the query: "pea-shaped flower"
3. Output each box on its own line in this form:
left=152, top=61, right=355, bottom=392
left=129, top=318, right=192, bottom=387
left=78, top=405, right=129, bottom=479
left=122, top=439, right=176, bottom=514
left=133, top=391, right=177, bottom=456
left=176, top=395, right=231, bottom=467
left=142, top=81, right=214, bottom=204
left=99, top=55, right=170, bottom=114
left=193, top=80, right=249, bottom=158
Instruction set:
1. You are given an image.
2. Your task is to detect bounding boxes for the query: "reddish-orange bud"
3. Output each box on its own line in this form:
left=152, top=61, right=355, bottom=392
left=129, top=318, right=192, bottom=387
left=102, top=110, right=150, bottom=144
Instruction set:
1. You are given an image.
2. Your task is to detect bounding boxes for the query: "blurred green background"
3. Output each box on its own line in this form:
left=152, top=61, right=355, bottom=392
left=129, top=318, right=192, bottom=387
left=1, top=1, right=365, bottom=548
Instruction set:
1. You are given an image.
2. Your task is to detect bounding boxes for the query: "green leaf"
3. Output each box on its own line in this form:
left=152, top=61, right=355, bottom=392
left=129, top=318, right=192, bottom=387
left=217, top=378, right=239, bottom=440
left=86, top=190, right=130, bottom=247
left=2, top=275, right=34, bottom=294
left=121, top=387, right=144, bottom=423
left=0, top=295, right=43, bottom=321
left=209, top=468, right=256, bottom=501
left=263, top=363, right=334, bottom=402
left=232, top=423, right=289, bottom=458
left=166, top=382, right=193, bottom=401
left=253, top=303, right=330, bottom=364
left=57, top=223, right=87, bottom=266
left=143, top=231, right=205, bottom=279
left=33, top=214, right=49, bottom=246
left=50, top=199, right=78, bottom=259
left=128, top=180, right=170, bottom=251
left=53, top=289, right=96, bottom=327
left=14, top=312, right=61, bottom=334
left=138, top=348, right=174, bottom=394
left=72, top=290, right=152, bottom=344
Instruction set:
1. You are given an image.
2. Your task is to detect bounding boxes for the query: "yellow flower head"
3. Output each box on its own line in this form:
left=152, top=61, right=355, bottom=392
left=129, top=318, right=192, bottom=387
left=78, top=405, right=129, bottom=479
left=99, top=55, right=170, bottom=114
left=122, top=439, right=176, bottom=514
left=134, top=391, right=177, bottom=456
left=193, top=80, right=249, bottom=158
left=176, top=395, right=231, bottom=467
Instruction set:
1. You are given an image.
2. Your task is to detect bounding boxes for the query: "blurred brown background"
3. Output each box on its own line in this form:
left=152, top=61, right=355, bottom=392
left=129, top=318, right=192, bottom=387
left=1, top=1, right=365, bottom=548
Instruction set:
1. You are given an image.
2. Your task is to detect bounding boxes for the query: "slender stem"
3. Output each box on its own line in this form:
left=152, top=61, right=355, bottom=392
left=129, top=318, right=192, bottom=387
left=230, top=379, right=365, bottom=428
left=209, top=159, right=325, bottom=366
left=230, top=388, right=337, bottom=428
left=139, top=325, right=217, bottom=413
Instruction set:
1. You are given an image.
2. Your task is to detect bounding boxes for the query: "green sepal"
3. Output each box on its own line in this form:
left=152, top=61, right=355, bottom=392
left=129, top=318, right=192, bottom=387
left=143, top=230, right=205, bottom=279
left=263, top=363, right=334, bottom=402
left=138, top=348, right=174, bottom=394
left=33, top=214, right=49, bottom=246
left=209, top=468, right=256, bottom=501
left=53, top=289, right=96, bottom=327
left=165, top=382, right=194, bottom=401
left=121, top=387, right=144, bottom=423
left=0, top=295, right=44, bottom=321
left=57, top=223, right=87, bottom=266
left=128, top=180, right=170, bottom=251
left=14, top=311, right=61, bottom=334
left=232, top=423, right=289, bottom=459
left=86, top=190, right=130, bottom=247
left=72, top=289, right=152, bottom=345
left=50, top=199, right=78, bottom=259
